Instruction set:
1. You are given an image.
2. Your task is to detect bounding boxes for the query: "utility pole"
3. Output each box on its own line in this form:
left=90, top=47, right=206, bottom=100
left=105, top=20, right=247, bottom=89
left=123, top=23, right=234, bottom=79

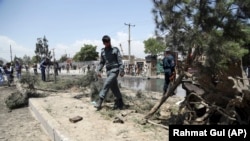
left=51, top=48, right=57, bottom=83
left=124, top=23, right=135, bottom=64
left=119, top=43, right=124, bottom=56
left=10, top=44, right=12, bottom=62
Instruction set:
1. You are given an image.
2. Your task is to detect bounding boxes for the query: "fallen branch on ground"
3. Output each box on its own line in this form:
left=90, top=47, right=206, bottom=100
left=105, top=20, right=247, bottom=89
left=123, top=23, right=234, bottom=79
left=146, top=119, right=169, bottom=130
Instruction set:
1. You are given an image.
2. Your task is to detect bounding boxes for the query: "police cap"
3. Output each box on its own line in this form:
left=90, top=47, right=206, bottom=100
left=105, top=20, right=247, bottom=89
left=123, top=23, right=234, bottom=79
left=102, top=35, right=111, bottom=42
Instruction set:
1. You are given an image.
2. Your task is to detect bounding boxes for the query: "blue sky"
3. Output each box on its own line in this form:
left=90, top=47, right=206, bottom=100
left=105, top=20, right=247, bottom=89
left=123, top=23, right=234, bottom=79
left=0, top=0, right=156, bottom=62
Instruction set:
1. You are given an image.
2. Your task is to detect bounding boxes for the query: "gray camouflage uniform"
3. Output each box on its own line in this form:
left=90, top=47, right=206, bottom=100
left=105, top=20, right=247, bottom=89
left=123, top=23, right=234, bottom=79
left=98, top=46, right=124, bottom=99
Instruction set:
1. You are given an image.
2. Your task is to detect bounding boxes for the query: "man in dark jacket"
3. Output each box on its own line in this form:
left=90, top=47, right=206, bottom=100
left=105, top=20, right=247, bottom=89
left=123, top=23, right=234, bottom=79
left=94, top=35, right=125, bottom=110
left=40, top=57, right=49, bottom=81
left=162, top=48, right=175, bottom=95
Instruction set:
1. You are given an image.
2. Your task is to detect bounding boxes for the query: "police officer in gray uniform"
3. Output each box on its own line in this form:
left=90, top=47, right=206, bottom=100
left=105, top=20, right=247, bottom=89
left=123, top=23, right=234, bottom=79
left=94, top=35, right=125, bottom=110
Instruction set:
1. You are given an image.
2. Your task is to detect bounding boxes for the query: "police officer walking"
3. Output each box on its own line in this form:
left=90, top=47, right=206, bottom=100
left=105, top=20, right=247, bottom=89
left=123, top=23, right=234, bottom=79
left=94, top=35, right=125, bottom=110
left=162, top=48, right=175, bottom=95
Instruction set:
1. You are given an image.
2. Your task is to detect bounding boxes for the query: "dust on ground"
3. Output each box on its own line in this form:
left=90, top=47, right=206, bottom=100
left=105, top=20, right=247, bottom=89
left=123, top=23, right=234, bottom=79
left=0, top=85, right=50, bottom=141
left=0, top=74, right=184, bottom=141
left=32, top=85, right=183, bottom=141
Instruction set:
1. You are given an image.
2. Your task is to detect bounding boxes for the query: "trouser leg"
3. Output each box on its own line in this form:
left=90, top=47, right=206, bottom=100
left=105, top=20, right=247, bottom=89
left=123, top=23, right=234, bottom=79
left=44, top=72, right=46, bottom=81
left=163, top=73, right=170, bottom=94
left=0, top=74, right=3, bottom=85
left=99, top=71, right=118, bottom=99
left=110, top=76, right=122, bottom=99
left=41, top=70, right=46, bottom=81
left=98, top=70, right=124, bottom=110
left=95, top=71, right=118, bottom=110
left=16, top=72, right=19, bottom=79
left=41, top=71, right=44, bottom=81
left=17, top=72, right=21, bottom=79
left=110, top=77, right=124, bottom=110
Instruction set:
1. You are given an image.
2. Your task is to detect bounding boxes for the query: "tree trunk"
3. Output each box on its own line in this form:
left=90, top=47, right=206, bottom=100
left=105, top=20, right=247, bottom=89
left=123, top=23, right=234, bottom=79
left=145, top=73, right=185, bottom=119
left=144, top=46, right=195, bottom=119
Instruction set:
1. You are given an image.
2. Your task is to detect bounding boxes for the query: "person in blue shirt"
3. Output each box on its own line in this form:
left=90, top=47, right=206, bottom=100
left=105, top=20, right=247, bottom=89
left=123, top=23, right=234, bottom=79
left=162, top=48, right=176, bottom=95
left=40, top=57, right=49, bottom=81
left=0, top=64, right=4, bottom=86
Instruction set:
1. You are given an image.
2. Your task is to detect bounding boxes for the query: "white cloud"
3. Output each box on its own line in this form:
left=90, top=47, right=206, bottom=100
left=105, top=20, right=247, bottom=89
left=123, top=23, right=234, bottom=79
left=0, top=35, right=34, bottom=62
left=0, top=32, right=149, bottom=63
left=54, top=31, right=148, bottom=60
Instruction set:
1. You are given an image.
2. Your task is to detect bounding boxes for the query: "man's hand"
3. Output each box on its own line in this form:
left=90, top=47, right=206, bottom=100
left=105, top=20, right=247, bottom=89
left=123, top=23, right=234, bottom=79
left=120, top=71, right=125, bottom=77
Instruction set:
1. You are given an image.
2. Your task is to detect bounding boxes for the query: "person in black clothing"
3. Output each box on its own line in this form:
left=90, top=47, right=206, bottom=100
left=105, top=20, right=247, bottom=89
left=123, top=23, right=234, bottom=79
left=162, top=48, right=175, bottom=95
left=33, top=63, right=38, bottom=75
left=40, top=57, right=49, bottom=81
left=87, top=65, right=90, bottom=72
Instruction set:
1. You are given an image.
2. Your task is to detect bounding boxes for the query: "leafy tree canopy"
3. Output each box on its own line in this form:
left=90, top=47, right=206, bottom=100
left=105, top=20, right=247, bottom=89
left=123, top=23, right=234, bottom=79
left=143, top=37, right=165, bottom=55
left=22, top=55, right=31, bottom=65
left=59, top=54, right=68, bottom=63
left=73, top=44, right=99, bottom=61
left=31, top=55, right=41, bottom=64
left=34, top=36, right=52, bottom=62
left=152, top=0, right=250, bottom=71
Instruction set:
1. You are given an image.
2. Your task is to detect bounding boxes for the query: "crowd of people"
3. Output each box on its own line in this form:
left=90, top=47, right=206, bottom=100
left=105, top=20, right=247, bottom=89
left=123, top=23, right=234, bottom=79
left=0, top=58, right=60, bottom=85
left=0, top=60, right=23, bottom=86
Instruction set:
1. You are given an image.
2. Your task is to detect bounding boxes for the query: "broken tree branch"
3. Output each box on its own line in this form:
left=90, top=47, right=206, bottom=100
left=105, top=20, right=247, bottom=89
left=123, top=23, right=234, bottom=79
left=145, top=73, right=185, bottom=119
left=146, top=119, right=169, bottom=130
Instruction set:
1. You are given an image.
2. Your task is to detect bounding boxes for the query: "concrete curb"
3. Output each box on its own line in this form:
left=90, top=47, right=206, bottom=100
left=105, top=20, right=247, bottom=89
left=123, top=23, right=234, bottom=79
left=29, top=98, right=78, bottom=141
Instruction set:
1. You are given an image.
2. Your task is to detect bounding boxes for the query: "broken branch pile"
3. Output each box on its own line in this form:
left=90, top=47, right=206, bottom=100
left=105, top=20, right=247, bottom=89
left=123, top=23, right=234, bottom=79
left=179, top=75, right=250, bottom=125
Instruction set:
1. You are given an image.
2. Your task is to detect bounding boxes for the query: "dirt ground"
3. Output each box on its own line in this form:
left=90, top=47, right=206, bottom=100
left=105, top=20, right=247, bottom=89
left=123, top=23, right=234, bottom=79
left=0, top=74, right=184, bottom=141
left=0, top=85, right=50, bottom=141
left=32, top=87, right=183, bottom=141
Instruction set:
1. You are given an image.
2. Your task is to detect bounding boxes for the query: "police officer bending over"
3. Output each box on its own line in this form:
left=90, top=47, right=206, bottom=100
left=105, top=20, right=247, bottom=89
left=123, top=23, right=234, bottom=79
left=94, top=35, right=125, bottom=110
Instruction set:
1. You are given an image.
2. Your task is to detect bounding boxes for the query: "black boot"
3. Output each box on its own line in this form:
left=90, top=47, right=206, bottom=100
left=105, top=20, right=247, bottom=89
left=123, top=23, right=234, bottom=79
left=94, top=97, right=103, bottom=110
left=113, top=98, right=124, bottom=110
